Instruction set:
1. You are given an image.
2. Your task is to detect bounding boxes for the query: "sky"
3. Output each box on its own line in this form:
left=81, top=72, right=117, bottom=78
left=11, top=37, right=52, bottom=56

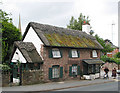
left=0, top=0, right=119, bottom=46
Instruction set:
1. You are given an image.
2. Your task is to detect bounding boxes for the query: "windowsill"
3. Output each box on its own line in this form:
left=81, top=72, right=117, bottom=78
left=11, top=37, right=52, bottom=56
left=53, top=56, right=61, bottom=58
left=52, top=77, right=59, bottom=79
left=92, top=57, right=97, bottom=58
left=71, top=56, right=78, bottom=58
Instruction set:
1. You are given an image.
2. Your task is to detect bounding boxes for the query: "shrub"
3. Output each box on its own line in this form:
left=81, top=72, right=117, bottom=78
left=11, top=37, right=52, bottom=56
left=0, top=63, right=11, bottom=71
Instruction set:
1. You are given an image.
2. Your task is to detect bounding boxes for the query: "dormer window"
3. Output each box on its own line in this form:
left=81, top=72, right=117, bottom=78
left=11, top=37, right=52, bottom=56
left=49, top=48, right=62, bottom=58
left=69, top=49, right=80, bottom=58
left=52, top=49, right=61, bottom=58
left=72, top=49, right=78, bottom=58
left=92, top=50, right=97, bottom=57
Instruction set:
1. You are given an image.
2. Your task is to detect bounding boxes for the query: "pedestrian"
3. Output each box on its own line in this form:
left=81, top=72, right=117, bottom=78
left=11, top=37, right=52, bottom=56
left=112, top=68, right=117, bottom=79
left=104, top=67, right=109, bottom=79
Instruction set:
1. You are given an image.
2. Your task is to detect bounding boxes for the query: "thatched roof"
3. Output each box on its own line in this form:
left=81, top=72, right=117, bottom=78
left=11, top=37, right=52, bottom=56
left=22, top=22, right=103, bottom=49
left=13, top=41, right=42, bottom=63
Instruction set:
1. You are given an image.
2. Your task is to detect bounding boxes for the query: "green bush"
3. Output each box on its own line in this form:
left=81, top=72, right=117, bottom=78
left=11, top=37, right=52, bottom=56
left=101, top=55, right=120, bottom=64
left=0, top=63, right=11, bottom=71
left=101, top=55, right=115, bottom=63
left=114, top=52, right=120, bottom=58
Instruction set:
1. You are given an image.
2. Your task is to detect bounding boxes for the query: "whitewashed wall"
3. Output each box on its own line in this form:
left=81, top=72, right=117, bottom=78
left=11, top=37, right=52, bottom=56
left=23, top=27, right=43, bottom=59
left=82, top=24, right=90, bottom=34
left=12, top=48, right=27, bottom=63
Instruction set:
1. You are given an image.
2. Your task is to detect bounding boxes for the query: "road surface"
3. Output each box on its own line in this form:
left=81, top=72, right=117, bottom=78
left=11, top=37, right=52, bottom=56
left=56, top=81, right=119, bottom=91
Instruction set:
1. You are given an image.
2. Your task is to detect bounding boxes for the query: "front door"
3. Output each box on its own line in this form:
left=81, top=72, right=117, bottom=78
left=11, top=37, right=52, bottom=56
left=12, top=64, right=20, bottom=83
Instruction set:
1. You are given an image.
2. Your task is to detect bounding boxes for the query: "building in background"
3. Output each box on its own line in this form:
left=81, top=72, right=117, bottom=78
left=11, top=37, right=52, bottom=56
left=105, top=39, right=119, bottom=57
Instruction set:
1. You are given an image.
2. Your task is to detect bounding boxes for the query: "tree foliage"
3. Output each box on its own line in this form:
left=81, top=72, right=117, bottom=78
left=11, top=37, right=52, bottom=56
left=101, top=55, right=120, bottom=65
left=101, top=55, right=116, bottom=63
left=0, top=63, right=11, bottom=71
left=114, top=52, right=120, bottom=65
left=67, top=13, right=113, bottom=54
left=0, top=10, right=22, bottom=63
left=114, top=52, right=120, bottom=58
left=67, top=13, right=90, bottom=31
left=95, top=34, right=114, bottom=54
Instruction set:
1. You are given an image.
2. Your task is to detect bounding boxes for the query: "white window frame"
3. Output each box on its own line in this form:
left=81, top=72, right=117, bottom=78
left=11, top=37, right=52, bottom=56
left=71, top=49, right=78, bottom=58
left=52, top=67, right=59, bottom=78
left=92, top=50, right=98, bottom=57
left=52, top=48, right=61, bottom=58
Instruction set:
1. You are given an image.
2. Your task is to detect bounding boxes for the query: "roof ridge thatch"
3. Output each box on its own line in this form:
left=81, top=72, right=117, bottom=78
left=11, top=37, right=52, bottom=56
left=22, top=22, right=103, bottom=49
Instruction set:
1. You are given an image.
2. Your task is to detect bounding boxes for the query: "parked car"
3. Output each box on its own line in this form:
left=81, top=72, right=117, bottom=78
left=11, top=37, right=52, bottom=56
left=117, top=70, right=120, bottom=74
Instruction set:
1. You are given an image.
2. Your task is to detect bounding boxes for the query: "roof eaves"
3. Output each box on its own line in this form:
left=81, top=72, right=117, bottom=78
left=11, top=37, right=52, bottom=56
left=44, top=45, right=103, bottom=50
left=22, top=22, right=31, bottom=41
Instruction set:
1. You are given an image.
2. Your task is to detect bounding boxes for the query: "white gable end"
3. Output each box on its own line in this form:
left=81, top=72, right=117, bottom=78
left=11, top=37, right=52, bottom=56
left=12, top=48, right=27, bottom=63
left=23, top=27, right=43, bottom=59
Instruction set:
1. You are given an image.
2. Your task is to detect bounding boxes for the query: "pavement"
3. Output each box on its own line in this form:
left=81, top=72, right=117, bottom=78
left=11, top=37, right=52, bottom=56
left=2, top=70, right=120, bottom=92
left=2, top=77, right=117, bottom=92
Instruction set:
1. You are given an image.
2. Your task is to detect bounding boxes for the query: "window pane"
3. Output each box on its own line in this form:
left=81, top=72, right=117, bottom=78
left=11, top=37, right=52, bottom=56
left=88, top=65, right=92, bottom=74
left=52, top=50, right=61, bottom=58
left=96, top=65, right=100, bottom=73
left=92, top=50, right=97, bottom=57
left=72, top=66, right=77, bottom=75
left=72, top=50, right=78, bottom=57
left=52, top=67, right=59, bottom=78
left=88, top=65, right=95, bottom=74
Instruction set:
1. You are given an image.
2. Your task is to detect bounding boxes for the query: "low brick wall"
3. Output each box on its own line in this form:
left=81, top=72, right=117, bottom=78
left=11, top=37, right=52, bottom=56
left=2, top=72, right=10, bottom=87
left=22, top=70, right=44, bottom=85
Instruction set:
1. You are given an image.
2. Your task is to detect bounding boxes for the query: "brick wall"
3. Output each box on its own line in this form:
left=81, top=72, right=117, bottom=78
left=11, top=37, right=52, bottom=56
left=22, top=70, right=44, bottom=85
left=107, top=48, right=119, bottom=57
left=2, top=72, right=10, bottom=87
left=41, top=47, right=101, bottom=82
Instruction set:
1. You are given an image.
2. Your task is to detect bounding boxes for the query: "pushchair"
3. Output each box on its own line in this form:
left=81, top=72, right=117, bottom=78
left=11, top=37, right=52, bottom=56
left=103, top=73, right=109, bottom=79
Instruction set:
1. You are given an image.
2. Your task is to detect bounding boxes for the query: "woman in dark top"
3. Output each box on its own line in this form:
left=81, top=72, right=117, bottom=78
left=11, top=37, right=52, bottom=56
left=112, top=68, right=117, bottom=79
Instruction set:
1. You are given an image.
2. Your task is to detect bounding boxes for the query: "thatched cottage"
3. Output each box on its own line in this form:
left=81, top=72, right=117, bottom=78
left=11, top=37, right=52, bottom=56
left=10, top=22, right=104, bottom=85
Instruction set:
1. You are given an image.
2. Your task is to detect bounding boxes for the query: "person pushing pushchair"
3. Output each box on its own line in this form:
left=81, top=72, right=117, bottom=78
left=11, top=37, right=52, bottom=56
left=104, top=67, right=109, bottom=79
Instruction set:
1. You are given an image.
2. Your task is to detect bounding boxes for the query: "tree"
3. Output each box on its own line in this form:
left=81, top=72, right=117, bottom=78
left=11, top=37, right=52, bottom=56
left=95, top=34, right=114, bottom=55
left=114, top=52, right=120, bottom=58
left=67, top=13, right=90, bottom=31
left=67, top=13, right=113, bottom=54
left=0, top=10, right=22, bottom=63
left=114, top=52, right=120, bottom=69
